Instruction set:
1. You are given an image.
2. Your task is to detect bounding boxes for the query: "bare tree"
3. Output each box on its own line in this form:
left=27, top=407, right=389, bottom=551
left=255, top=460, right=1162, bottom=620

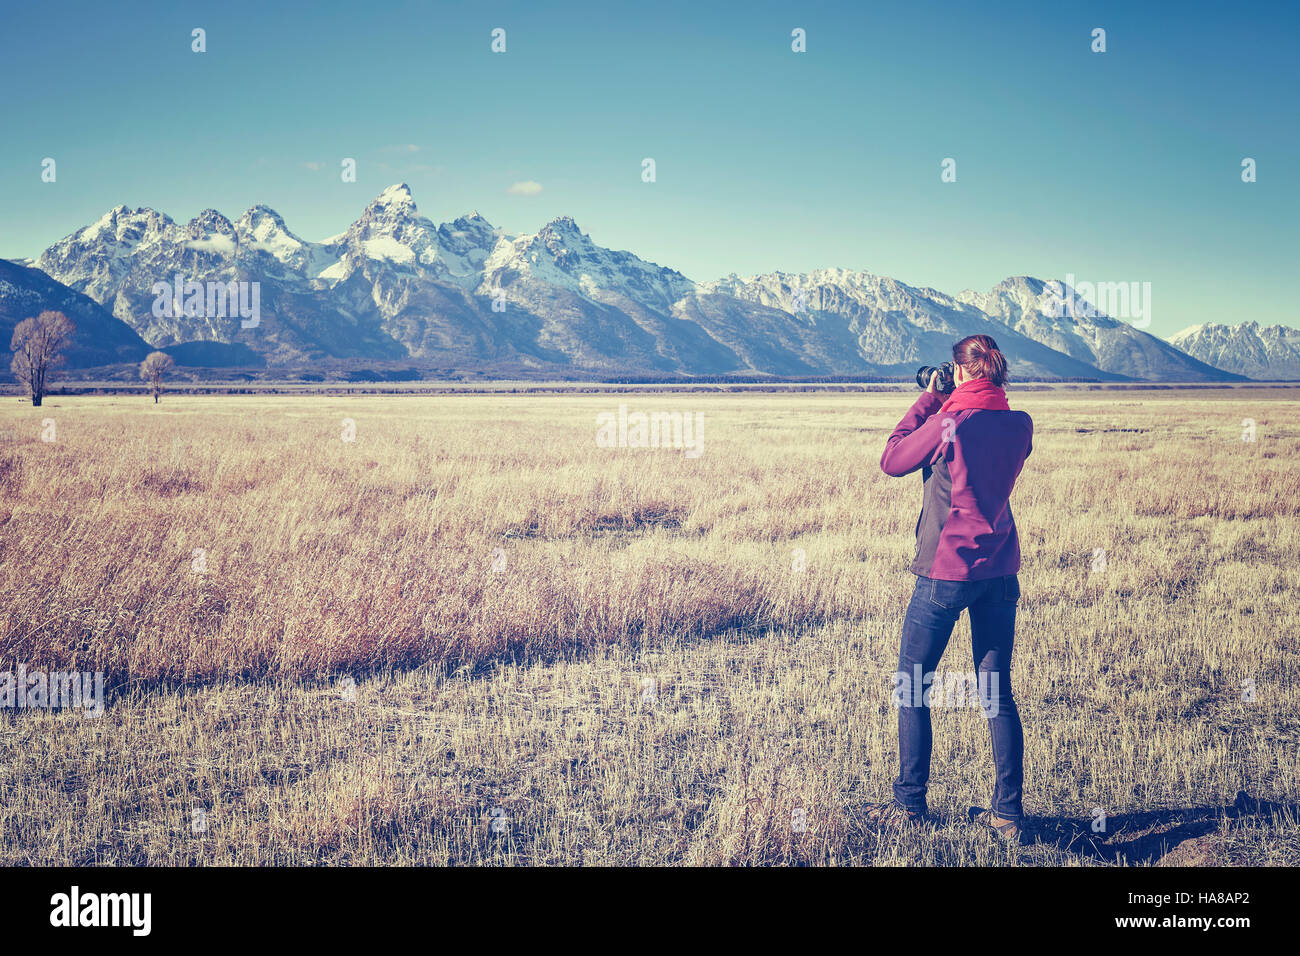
left=140, top=351, right=175, bottom=404
left=10, top=310, right=75, bottom=407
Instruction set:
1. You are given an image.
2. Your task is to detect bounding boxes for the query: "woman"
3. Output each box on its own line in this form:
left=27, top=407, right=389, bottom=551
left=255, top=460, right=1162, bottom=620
left=865, top=334, right=1034, bottom=843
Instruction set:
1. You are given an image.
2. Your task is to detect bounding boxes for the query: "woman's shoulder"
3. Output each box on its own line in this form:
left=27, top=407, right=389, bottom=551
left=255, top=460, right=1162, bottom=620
left=976, top=407, right=1032, bottom=423
left=996, top=408, right=1034, bottom=433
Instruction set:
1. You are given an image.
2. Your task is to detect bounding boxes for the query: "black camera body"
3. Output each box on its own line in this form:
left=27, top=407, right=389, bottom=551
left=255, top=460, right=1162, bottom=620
left=915, top=362, right=955, bottom=392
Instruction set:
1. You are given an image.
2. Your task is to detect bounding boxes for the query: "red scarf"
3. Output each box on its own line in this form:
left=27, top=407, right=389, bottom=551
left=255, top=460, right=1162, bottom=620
left=939, top=377, right=1010, bottom=414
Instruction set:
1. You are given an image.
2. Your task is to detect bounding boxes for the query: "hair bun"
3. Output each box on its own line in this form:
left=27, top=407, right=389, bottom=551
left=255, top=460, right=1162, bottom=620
left=952, top=334, right=1009, bottom=387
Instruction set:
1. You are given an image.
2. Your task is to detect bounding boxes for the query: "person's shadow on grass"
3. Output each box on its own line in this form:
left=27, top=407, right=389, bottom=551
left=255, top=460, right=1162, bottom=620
left=1021, top=791, right=1295, bottom=865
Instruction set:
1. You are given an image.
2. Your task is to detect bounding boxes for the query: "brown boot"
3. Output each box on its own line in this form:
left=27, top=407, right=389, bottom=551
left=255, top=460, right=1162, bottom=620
left=969, top=807, right=1025, bottom=844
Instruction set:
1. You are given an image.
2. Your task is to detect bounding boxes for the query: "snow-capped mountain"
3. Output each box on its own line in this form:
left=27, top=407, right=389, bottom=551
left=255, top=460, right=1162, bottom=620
left=482, top=215, right=696, bottom=311
left=31, top=186, right=734, bottom=375
left=236, top=205, right=339, bottom=280
left=37, top=205, right=177, bottom=308
left=321, top=183, right=495, bottom=286
left=23, top=184, right=1241, bottom=380
left=1169, top=322, right=1300, bottom=380
left=692, top=270, right=1128, bottom=380
left=475, top=215, right=743, bottom=374
left=36, top=197, right=423, bottom=363
left=957, top=277, right=1240, bottom=382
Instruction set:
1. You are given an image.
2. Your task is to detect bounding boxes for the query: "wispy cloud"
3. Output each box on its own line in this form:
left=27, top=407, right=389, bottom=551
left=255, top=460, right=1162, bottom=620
left=507, top=180, right=543, bottom=196
left=300, top=161, right=324, bottom=172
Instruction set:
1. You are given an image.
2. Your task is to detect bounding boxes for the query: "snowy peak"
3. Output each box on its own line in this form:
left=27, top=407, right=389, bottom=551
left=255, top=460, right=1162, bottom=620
left=362, top=182, right=420, bottom=219
left=235, top=204, right=297, bottom=252
left=76, top=204, right=175, bottom=246
left=236, top=204, right=289, bottom=233
left=351, top=185, right=430, bottom=235
left=481, top=215, right=695, bottom=313
left=34, top=204, right=180, bottom=306
left=990, top=276, right=1048, bottom=294
left=343, top=184, right=431, bottom=244
left=232, top=204, right=337, bottom=277
left=963, top=275, right=1083, bottom=323
left=1170, top=321, right=1300, bottom=380
left=1170, top=322, right=1210, bottom=340
left=539, top=214, right=583, bottom=237
left=333, top=186, right=436, bottom=271
left=178, top=209, right=240, bottom=259
left=185, top=209, right=236, bottom=238
left=328, top=185, right=500, bottom=283
left=980, top=276, right=1052, bottom=309
left=441, top=210, right=498, bottom=241
left=699, top=269, right=969, bottom=316
left=434, top=213, right=501, bottom=280
left=535, top=216, right=595, bottom=265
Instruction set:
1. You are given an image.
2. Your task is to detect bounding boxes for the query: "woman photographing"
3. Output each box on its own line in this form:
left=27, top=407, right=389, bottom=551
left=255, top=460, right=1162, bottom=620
left=865, top=334, right=1034, bottom=843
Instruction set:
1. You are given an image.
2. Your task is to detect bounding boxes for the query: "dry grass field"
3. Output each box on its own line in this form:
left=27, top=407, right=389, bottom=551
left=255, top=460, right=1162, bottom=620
left=1, top=387, right=1298, bottom=865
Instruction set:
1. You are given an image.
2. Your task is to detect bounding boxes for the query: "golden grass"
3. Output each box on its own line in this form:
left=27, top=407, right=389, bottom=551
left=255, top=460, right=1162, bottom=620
left=1, top=389, right=1297, bottom=865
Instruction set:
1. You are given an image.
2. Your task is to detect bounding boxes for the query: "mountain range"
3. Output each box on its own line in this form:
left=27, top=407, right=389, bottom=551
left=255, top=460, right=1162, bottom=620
left=3, top=183, right=1290, bottom=381
left=1168, top=322, right=1300, bottom=381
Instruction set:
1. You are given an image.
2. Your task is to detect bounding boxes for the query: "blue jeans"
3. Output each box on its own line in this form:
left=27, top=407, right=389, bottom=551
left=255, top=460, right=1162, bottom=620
left=892, top=574, right=1024, bottom=821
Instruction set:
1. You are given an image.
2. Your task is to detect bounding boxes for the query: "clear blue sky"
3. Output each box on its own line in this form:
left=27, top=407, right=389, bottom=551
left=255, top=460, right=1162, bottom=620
left=2, top=0, right=1296, bottom=335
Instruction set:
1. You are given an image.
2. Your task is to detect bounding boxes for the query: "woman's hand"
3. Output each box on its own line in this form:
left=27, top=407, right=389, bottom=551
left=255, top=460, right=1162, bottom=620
left=926, top=370, right=941, bottom=395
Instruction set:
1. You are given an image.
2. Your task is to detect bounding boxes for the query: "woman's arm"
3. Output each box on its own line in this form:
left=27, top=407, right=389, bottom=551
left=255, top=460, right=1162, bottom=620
left=880, top=391, right=948, bottom=477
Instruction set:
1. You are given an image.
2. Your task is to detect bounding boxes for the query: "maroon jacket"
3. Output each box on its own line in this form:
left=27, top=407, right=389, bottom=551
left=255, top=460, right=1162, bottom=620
left=880, top=392, right=1033, bottom=581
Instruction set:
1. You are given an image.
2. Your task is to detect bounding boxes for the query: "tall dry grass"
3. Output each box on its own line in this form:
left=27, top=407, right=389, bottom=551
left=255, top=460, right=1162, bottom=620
left=0, top=394, right=938, bottom=683
left=1, top=389, right=1297, bottom=865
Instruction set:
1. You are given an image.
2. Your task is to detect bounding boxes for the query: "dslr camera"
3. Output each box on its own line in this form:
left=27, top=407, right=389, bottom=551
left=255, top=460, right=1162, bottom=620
left=915, top=362, right=955, bottom=393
